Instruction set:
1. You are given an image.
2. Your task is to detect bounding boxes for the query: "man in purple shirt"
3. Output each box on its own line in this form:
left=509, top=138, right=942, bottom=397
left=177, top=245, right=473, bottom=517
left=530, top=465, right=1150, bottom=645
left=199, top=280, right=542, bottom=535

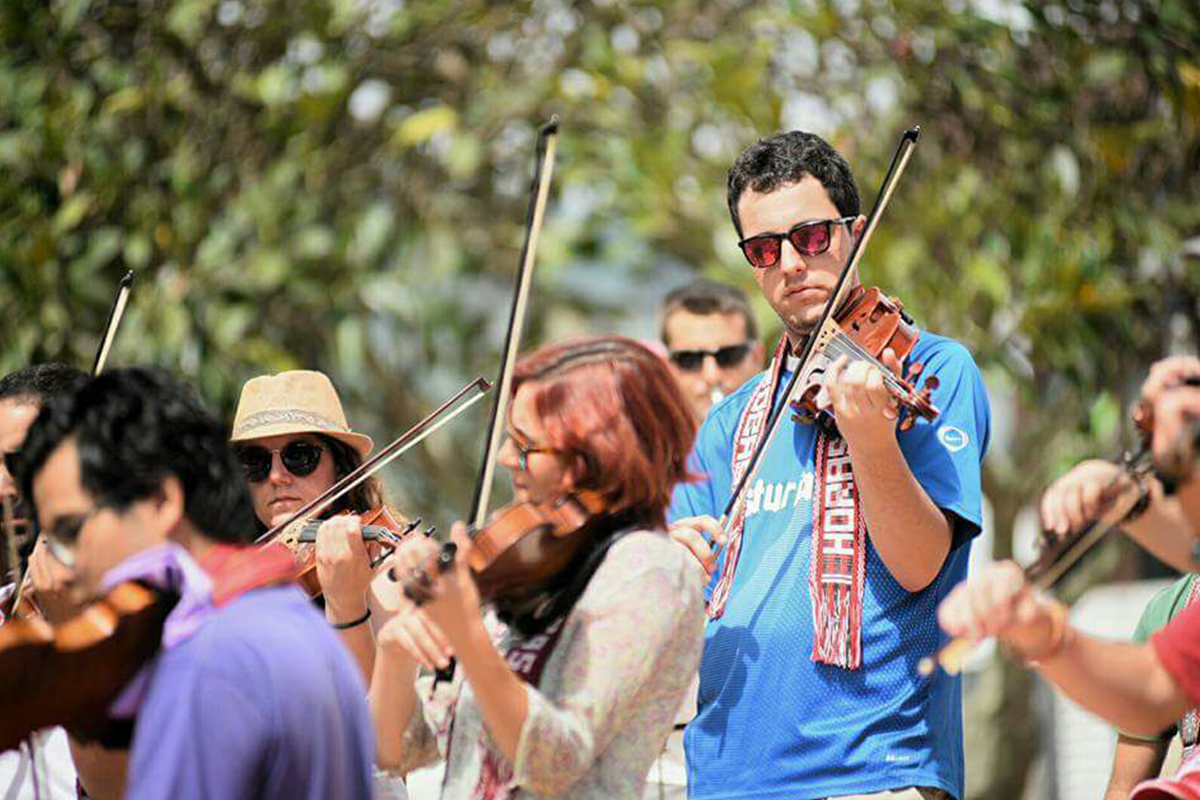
left=11, top=368, right=374, bottom=800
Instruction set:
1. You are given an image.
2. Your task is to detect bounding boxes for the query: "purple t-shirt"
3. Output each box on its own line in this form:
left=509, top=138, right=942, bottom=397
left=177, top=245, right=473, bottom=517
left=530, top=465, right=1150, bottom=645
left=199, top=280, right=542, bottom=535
left=124, top=585, right=374, bottom=800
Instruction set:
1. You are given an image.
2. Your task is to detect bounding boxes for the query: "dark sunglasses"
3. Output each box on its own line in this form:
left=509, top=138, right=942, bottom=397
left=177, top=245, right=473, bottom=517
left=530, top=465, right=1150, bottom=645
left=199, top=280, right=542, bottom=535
left=669, top=342, right=755, bottom=372
left=236, top=440, right=326, bottom=483
left=738, top=216, right=855, bottom=269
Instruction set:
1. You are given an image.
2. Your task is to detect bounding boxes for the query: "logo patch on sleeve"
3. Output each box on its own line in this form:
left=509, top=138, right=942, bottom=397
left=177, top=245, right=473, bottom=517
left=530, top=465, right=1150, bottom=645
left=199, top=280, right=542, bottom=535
left=938, top=426, right=969, bottom=453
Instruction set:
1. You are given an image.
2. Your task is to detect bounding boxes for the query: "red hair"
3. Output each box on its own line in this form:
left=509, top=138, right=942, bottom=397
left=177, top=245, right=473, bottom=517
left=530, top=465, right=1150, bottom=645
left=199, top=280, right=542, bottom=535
left=512, top=336, right=698, bottom=530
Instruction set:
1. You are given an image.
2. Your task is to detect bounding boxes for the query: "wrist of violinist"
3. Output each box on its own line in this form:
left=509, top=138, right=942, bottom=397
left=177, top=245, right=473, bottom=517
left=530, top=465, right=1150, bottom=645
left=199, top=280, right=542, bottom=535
left=326, top=599, right=370, bottom=628
left=1002, top=597, right=1072, bottom=667
left=441, top=605, right=488, bottom=661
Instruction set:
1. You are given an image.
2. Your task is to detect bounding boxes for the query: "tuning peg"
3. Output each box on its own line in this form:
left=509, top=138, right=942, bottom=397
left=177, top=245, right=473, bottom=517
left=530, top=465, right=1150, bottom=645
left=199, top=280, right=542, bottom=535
left=422, top=525, right=437, bottom=539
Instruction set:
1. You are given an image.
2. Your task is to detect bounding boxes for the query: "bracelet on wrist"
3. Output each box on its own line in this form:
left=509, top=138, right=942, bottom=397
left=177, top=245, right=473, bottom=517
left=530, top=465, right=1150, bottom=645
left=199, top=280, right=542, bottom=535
left=330, top=607, right=371, bottom=630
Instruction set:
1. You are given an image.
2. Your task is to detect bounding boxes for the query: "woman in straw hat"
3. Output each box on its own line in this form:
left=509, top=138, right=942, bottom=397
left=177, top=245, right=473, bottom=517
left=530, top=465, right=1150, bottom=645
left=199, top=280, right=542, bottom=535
left=368, top=336, right=706, bottom=800
left=230, top=369, right=411, bottom=800
left=229, top=371, right=398, bottom=672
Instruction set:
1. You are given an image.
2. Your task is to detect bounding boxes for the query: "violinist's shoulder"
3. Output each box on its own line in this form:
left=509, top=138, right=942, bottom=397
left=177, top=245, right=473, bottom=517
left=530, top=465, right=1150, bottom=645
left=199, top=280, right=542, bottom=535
left=909, top=331, right=980, bottom=374
left=600, top=529, right=705, bottom=595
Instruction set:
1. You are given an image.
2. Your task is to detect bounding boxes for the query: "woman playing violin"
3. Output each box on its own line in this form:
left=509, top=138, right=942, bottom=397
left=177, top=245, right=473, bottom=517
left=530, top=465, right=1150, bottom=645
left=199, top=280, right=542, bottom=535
left=230, top=369, right=414, bottom=800
left=367, top=336, right=706, bottom=799
left=229, top=370, right=399, bottom=672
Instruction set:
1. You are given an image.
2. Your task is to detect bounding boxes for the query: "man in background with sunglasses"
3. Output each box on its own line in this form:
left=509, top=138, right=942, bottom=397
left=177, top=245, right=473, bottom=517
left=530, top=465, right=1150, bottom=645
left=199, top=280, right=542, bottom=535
left=660, top=279, right=765, bottom=423
left=669, top=131, right=989, bottom=800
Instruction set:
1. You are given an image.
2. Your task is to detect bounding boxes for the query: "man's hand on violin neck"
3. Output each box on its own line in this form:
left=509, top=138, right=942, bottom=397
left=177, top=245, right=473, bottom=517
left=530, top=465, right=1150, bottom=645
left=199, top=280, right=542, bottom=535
left=1153, top=385, right=1200, bottom=528
left=824, top=348, right=903, bottom=450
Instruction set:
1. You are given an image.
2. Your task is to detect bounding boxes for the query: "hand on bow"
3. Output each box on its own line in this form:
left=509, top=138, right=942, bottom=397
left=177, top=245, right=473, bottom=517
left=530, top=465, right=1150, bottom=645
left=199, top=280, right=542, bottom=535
left=26, top=537, right=82, bottom=624
left=376, top=524, right=481, bottom=670
left=937, top=561, right=1067, bottom=663
left=824, top=348, right=903, bottom=448
left=668, top=515, right=726, bottom=576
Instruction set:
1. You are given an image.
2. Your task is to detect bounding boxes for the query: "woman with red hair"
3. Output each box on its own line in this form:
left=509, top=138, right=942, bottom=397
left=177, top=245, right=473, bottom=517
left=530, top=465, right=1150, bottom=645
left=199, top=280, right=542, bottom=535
left=369, top=336, right=706, bottom=800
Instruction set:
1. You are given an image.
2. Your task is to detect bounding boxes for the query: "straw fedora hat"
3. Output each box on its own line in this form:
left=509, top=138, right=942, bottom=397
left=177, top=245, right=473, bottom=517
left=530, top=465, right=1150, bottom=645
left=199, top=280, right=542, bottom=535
left=229, top=370, right=374, bottom=458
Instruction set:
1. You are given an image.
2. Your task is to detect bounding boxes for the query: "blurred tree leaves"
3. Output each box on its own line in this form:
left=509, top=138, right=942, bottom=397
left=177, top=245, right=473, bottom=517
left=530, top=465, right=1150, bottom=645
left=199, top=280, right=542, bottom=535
left=1, top=2, right=1198, bottom=793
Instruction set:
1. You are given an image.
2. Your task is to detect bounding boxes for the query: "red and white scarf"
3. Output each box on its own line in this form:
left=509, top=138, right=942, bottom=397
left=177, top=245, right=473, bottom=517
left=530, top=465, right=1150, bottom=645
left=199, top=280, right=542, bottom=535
left=470, top=617, right=568, bottom=800
left=708, top=337, right=867, bottom=670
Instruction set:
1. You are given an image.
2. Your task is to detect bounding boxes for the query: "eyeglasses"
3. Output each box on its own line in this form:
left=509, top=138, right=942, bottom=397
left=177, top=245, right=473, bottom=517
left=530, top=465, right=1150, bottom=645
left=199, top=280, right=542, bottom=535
left=39, top=507, right=104, bottom=568
left=738, top=216, right=855, bottom=269
left=505, top=425, right=557, bottom=472
left=669, top=341, right=756, bottom=372
left=235, top=441, right=326, bottom=483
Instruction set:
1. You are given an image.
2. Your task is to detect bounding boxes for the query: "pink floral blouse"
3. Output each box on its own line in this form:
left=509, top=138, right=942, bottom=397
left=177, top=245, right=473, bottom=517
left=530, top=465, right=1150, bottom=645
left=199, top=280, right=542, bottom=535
left=389, top=530, right=706, bottom=799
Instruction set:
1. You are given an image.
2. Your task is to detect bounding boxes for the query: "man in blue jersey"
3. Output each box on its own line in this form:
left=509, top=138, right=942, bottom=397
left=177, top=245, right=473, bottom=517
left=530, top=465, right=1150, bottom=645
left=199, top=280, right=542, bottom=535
left=669, top=131, right=990, bottom=800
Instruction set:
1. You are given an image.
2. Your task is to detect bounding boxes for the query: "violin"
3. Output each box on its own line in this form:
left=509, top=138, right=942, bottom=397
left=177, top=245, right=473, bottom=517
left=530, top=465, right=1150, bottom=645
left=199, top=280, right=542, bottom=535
left=401, top=491, right=607, bottom=605
left=792, top=285, right=940, bottom=432
left=274, top=505, right=423, bottom=598
left=0, top=582, right=174, bottom=751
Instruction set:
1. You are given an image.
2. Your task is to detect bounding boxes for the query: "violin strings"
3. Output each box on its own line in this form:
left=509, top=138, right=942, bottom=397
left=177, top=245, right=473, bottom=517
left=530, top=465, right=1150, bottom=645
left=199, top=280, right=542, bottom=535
left=827, top=332, right=905, bottom=384
left=823, top=334, right=912, bottom=397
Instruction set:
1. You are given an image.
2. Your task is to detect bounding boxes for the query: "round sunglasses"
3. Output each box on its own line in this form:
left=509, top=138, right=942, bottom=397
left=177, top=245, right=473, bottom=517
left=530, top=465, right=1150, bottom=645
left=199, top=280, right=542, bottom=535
left=738, top=216, right=855, bottom=269
left=235, top=440, right=326, bottom=483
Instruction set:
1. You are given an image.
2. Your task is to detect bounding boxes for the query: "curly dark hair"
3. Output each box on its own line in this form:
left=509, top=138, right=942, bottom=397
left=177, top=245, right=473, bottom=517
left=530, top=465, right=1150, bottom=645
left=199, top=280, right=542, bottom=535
left=727, top=130, right=861, bottom=236
left=316, top=434, right=384, bottom=515
left=13, top=368, right=258, bottom=544
left=0, top=364, right=88, bottom=405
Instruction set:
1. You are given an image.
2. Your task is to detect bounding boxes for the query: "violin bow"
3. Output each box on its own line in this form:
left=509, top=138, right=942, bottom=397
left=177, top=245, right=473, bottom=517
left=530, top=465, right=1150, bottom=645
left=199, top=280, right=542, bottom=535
left=422, top=117, right=559, bottom=686
left=10, top=271, right=135, bottom=610
left=469, top=117, right=560, bottom=529
left=1, top=497, right=18, bottom=596
left=255, top=377, right=493, bottom=545
left=92, top=271, right=135, bottom=377
left=718, top=127, right=921, bottom=533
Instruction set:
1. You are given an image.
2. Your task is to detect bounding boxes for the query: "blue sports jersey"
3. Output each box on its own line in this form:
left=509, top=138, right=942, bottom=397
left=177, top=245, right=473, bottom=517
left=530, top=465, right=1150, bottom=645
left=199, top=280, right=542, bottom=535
left=671, top=332, right=990, bottom=800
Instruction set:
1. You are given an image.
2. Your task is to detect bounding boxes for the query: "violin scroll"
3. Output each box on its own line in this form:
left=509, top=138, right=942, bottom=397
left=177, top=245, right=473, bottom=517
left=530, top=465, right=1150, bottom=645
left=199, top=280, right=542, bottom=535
left=790, top=286, right=941, bottom=432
